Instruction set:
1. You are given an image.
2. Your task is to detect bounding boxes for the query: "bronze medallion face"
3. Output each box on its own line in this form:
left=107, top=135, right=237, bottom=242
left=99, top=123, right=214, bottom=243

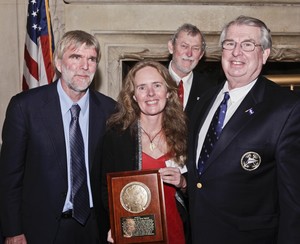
left=120, top=181, right=151, bottom=213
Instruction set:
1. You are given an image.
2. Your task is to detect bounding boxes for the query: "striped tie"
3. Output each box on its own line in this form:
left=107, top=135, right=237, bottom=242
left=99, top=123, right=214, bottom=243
left=69, top=104, right=90, bottom=225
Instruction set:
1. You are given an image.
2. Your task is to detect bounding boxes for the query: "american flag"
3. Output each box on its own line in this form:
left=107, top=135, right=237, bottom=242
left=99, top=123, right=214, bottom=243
left=22, top=0, right=55, bottom=90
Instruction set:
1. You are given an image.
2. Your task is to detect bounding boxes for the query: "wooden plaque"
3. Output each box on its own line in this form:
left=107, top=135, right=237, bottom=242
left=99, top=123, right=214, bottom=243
left=107, top=169, right=168, bottom=243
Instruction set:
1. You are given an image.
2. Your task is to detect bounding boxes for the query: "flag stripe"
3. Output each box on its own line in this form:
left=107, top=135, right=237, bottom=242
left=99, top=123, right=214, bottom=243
left=40, top=36, right=54, bottom=83
left=24, top=42, right=39, bottom=81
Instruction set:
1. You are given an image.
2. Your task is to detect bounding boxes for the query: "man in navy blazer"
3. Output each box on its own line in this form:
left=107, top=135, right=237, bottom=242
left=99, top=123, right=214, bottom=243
left=0, top=30, right=115, bottom=243
left=168, top=23, right=218, bottom=120
left=187, top=16, right=300, bottom=243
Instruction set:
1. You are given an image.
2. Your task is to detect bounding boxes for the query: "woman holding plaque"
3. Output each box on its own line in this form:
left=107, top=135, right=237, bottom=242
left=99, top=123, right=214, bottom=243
left=101, top=60, right=189, bottom=243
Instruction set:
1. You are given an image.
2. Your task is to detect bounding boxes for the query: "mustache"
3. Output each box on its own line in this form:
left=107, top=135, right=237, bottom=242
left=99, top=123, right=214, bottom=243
left=181, top=56, right=194, bottom=61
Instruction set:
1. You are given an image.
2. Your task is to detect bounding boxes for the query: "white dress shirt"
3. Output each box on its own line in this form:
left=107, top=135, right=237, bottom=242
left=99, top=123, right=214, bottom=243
left=169, top=61, right=193, bottom=109
left=196, top=79, right=257, bottom=164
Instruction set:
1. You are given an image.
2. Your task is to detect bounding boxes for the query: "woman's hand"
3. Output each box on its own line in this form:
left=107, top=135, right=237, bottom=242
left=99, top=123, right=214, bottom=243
left=159, top=167, right=187, bottom=190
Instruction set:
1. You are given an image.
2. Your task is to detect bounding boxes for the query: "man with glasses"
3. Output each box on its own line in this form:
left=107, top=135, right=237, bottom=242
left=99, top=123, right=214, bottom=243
left=187, top=15, right=300, bottom=243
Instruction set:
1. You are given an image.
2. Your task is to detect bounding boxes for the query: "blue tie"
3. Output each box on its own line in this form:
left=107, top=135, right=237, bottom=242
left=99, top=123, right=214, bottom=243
left=69, top=104, right=90, bottom=225
left=197, top=92, right=230, bottom=175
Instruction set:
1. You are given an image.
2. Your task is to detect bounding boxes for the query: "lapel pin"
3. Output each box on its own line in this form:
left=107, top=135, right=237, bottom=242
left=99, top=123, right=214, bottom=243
left=241, top=151, right=261, bottom=171
left=245, top=108, right=254, bottom=115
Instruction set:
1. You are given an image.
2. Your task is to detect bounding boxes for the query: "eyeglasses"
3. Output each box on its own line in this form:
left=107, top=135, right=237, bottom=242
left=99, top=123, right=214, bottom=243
left=222, top=40, right=262, bottom=52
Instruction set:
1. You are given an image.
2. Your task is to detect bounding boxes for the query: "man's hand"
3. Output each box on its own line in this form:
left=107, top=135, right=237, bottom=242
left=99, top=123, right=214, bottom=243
left=5, top=234, right=27, bottom=244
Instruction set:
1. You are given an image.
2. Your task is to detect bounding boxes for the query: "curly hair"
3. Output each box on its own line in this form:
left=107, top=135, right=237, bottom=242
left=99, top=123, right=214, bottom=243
left=107, top=60, right=187, bottom=166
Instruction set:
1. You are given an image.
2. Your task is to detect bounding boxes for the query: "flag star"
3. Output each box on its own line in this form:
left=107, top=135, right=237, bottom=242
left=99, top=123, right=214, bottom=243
left=32, top=11, right=38, bottom=17
left=31, top=0, right=37, bottom=4
left=32, top=24, right=38, bottom=29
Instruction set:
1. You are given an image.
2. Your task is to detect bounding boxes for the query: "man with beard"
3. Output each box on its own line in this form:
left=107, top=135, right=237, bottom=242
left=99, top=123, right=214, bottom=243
left=168, top=23, right=218, bottom=119
left=0, top=30, right=115, bottom=244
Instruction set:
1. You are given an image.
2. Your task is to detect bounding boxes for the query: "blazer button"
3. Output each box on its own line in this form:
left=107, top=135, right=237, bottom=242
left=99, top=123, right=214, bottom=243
left=197, top=182, right=202, bottom=189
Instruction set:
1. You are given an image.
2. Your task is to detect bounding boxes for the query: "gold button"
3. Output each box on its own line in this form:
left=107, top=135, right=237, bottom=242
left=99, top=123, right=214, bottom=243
left=197, top=182, right=202, bottom=188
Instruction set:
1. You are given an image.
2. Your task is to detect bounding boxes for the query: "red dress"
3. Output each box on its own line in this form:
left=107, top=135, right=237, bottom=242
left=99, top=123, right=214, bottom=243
left=142, top=153, right=185, bottom=244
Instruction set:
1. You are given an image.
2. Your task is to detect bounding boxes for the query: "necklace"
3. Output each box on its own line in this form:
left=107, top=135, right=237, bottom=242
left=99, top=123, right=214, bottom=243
left=141, top=127, right=162, bottom=151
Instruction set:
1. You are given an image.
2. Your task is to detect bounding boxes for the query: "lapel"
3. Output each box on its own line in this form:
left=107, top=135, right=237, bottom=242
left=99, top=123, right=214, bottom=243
left=39, top=86, right=106, bottom=177
left=201, top=77, right=267, bottom=174
left=39, top=82, right=67, bottom=178
left=190, top=85, right=221, bottom=165
left=88, top=91, right=105, bottom=172
left=185, top=72, right=202, bottom=115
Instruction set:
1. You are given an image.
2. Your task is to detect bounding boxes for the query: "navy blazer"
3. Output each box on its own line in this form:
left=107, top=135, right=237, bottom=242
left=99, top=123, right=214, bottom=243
left=187, top=76, right=300, bottom=244
left=184, top=71, right=219, bottom=120
left=0, top=81, right=115, bottom=243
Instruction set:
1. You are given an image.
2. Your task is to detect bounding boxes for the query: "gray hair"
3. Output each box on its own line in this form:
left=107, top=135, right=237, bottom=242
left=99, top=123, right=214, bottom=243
left=171, top=23, right=206, bottom=51
left=54, top=30, right=100, bottom=62
left=219, top=15, right=272, bottom=50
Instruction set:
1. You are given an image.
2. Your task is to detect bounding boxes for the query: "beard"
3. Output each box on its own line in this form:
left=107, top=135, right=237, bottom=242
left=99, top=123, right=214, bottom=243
left=61, top=66, right=94, bottom=92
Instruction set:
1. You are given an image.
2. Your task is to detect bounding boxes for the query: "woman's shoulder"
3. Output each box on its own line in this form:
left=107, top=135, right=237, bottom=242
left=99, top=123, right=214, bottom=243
left=105, top=125, right=136, bottom=141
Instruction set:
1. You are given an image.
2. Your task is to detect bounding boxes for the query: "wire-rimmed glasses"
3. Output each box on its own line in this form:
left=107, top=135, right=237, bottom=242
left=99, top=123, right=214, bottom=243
left=222, top=40, right=262, bottom=52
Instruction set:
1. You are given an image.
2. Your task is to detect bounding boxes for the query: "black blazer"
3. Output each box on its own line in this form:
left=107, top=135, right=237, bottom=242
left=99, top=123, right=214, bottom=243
left=187, top=76, right=300, bottom=244
left=101, top=126, right=190, bottom=243
left=0, top=81, right=116, bottom=243
left=184, top=71, right=219, bottom=120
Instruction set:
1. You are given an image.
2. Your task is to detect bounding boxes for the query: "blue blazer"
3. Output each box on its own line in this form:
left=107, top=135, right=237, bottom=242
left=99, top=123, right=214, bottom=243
left=0, top=81, right=115, bottom=243
left=187, top=76, right=300, bottom=244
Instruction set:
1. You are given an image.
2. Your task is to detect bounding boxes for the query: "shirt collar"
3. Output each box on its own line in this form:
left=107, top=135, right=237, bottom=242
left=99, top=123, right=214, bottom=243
left=223, top=78, right=257, bottom=103
left=57, top=79, right=89, bottom=117
left=168, top=61, right=193, bottom=85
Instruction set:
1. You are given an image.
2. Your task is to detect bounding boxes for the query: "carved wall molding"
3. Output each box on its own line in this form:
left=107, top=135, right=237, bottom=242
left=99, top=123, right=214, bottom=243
left=271, top=47, right=300, bottom=62
left=50, top=0, right=65, bottom=45
left=105, top=45, right=169, bottom=98
left=65, top=0, right=300, bottom=5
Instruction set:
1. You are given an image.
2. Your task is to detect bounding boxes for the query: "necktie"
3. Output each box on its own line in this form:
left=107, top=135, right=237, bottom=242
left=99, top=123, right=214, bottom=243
left=69, top=104, right=90, bottom=225
left=197, top=92, right=230, bottom=175
left=178, top=80, right=184, bottom=105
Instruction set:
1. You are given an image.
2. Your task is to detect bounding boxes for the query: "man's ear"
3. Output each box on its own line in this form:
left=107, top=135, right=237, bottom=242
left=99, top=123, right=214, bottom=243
left=262, top=48, right=271, bottom=64
left=168, top=40, right=174, bottom=54
left=198, top=50, right=205, bottom=61
left=55, top=59, right=62, bottom=73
